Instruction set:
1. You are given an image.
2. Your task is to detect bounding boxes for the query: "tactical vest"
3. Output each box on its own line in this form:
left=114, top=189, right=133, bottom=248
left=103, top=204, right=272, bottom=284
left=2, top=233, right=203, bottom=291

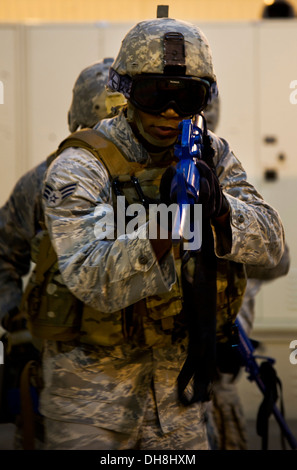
left=21, top=129, right=246, bottom=347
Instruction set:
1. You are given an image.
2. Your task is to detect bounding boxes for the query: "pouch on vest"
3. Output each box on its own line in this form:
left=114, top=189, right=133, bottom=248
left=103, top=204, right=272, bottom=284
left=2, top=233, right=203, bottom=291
left=21, top=231, right=82, bottom=341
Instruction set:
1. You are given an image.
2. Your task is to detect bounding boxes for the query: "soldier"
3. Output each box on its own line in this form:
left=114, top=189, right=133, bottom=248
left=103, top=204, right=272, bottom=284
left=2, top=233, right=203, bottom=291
left=0, top=57, right=125, bottom=449
left=38, top=17, right=285, bottom=450
left=0, top=58, right=125, bottom=330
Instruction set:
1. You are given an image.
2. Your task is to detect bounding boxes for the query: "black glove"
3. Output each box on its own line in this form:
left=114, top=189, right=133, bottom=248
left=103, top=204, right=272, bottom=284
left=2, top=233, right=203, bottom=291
left=159, top=166, right=177, bottom=206
left=160, top=163, right=229, bottom=220
left=195, top=160, right=229, bottom=219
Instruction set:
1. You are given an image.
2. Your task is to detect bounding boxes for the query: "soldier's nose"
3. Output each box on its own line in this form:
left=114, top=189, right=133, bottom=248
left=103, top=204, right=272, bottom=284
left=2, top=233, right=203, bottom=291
left=160, top=108, right=180, bottom=118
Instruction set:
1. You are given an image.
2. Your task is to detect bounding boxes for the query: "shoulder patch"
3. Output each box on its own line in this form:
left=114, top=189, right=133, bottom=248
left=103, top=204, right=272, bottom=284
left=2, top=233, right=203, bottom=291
left=43, top=182, right=77, bottom=207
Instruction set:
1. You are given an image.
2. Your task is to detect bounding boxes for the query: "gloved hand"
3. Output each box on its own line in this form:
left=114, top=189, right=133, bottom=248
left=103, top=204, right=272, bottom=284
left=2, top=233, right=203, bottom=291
left=195, top=160, right=229, bottom=219
left=159, top=166, right=177, bottom=207
left=160, top=162, right=229, bottom=220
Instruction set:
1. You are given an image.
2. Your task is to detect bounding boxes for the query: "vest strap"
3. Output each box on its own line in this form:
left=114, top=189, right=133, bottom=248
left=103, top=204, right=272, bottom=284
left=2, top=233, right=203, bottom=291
left=56, top=128, right=145, bottom=178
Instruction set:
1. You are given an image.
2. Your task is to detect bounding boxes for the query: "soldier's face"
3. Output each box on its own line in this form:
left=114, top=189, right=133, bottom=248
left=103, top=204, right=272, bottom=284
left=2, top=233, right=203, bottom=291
left=137, top=108, right=186, bottom=145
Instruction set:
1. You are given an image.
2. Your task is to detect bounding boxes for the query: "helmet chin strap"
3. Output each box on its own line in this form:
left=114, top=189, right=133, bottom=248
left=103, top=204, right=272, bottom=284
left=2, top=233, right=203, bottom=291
left=127, top=103, right=178, bottom=149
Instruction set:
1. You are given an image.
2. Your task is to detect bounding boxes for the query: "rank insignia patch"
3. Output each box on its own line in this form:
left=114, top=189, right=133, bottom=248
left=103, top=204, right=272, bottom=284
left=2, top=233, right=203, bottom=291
left=43, top=182, right=77, bottom=207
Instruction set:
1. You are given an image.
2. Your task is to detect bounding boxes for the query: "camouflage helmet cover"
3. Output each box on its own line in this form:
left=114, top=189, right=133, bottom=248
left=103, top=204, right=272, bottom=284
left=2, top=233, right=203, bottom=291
left=203, top=94, right=220, bottom=133
left=68, top=58, right=126, bottom=132
left=110, top=18, right=216, bottom=86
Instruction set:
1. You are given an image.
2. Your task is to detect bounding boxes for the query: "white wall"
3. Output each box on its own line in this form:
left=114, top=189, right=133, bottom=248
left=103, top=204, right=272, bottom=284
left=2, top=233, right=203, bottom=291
left=0, top=21, right=135, bottom=200
left=0, top=24, right=23, bottom=204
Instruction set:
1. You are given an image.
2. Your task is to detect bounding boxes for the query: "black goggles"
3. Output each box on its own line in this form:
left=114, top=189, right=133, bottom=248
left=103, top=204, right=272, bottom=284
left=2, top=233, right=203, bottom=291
left=129, top=75, right=210, bottom=117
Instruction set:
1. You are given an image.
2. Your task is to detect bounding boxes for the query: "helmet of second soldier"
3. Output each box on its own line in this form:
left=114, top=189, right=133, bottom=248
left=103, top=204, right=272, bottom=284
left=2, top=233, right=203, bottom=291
left=108, top=18, right=217, bottom=97
left=203, top=94, right=220, bottom=133
left=68, top=58, right=126, bottom=132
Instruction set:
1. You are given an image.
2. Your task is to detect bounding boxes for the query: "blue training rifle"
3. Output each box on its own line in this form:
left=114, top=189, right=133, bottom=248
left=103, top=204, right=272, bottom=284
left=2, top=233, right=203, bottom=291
left=171, top=114, right=203, bottom=250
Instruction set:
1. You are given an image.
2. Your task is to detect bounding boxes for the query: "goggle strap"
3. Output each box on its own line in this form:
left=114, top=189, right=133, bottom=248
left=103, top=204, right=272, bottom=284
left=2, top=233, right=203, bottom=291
left=108, top=68, right=132, bottom=99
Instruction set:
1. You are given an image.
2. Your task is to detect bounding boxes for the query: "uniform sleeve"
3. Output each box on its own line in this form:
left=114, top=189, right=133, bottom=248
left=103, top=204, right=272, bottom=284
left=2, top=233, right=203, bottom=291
left=0, top=162, right=46, bottom=319
left=211, top=133, right=285, bottom=267
left=245, top=243, right=290, bottom=280
left=42, top=148, right=176, bottom=313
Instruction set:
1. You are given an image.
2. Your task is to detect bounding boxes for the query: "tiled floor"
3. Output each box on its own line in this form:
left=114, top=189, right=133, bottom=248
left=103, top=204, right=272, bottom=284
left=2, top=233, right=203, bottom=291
left=0, top=423, right=16, bottom=450
left=245, top=419, right=297, bottom=450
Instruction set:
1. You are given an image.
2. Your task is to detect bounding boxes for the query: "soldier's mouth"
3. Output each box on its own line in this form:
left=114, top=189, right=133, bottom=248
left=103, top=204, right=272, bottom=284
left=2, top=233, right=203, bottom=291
left=153, top=126, right=179, bottom=138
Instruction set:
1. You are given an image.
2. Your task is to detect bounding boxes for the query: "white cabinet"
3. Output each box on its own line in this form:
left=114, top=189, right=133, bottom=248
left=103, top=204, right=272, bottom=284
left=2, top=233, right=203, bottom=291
left=252, top=21, right=297, bottom=330
left=19, top=21, right=135, bottom=171
left=199, top=22, right=257, bottom=181
left=24, top=23, right=104, bottom=169
left=200, top=21, right=297, bottom=331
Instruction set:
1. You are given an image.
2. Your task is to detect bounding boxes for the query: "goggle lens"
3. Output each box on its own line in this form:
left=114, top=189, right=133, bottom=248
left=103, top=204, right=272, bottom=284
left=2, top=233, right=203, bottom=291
left=130, top=76, right=210, bottom=116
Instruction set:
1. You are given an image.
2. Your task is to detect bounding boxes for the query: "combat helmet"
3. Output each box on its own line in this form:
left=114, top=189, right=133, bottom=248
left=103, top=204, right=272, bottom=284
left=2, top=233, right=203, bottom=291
left=68, top=58, right=126, bottom=132
left=108, top=18, right=217, bottom=116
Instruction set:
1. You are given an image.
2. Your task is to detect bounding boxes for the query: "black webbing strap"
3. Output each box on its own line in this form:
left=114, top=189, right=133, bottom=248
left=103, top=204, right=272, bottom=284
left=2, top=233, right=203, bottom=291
left=256, top=360, right=286, bottom=450
left=178, top=220, right=217, bottom=404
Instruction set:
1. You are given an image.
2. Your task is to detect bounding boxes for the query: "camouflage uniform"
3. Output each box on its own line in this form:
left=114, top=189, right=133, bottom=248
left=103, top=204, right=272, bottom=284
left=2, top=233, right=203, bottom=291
left=39, top=94, right=284, bottom=448
left=0, top=162, right=47, bottom=320
left=203, top=95, right=220, bottom=135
